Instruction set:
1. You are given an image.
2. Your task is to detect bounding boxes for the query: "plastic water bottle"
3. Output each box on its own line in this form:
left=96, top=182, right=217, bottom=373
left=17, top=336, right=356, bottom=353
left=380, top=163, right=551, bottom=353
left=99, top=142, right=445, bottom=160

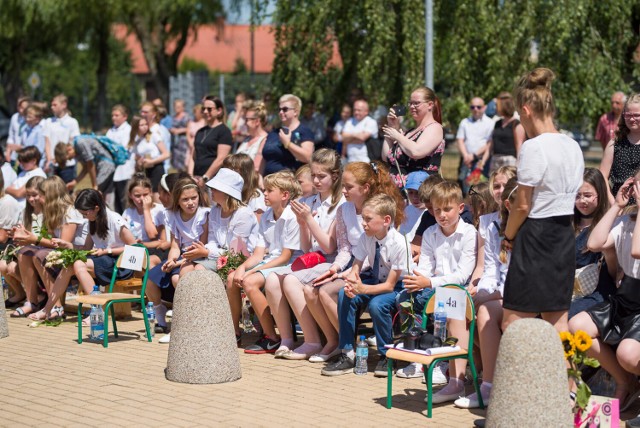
left=354, top=335, right=369, bottom=375
left=130, top=220, right=141, bottom=241
left=2, top=275, right=7, bottom=301
left=242, top=300, right=254, bottom=333
left=90, top=285, right=100, bottom=296
left=433, top=301, right=447, bottom=342
left=90, top=304, right=104, bottom=341
left=146, top=302, right=156, bottom=338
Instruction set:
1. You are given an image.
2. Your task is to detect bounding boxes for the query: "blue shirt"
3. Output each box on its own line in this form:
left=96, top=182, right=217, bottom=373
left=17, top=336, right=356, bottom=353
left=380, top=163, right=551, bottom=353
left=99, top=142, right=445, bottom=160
left=262, top=124, right=315, bottom=176
left=22, top=122, right=45, bottom=158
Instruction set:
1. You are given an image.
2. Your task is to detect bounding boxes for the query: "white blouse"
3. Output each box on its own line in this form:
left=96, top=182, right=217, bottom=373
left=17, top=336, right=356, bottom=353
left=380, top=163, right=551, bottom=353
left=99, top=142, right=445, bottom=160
left=91, top=209, right=129, bottom=249
left=168, top=206, right=210, bottom=251
left=205, top=205, right=258, bottom=259
left=301, top=193, right=345, bottom=254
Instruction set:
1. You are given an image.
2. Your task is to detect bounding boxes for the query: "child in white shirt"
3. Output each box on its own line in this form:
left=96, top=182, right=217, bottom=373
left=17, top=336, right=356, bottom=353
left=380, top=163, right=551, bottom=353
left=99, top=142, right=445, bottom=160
left=6, top=146, right=47, bottom=208
left=227, top=171, right=302, bottom=352
left=399, top=170, right=428, bottom=241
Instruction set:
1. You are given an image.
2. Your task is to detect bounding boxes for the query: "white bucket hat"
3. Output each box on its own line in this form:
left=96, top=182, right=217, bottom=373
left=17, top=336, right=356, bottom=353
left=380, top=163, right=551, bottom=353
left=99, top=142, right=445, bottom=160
left=205, top=168, right=244, bottom=201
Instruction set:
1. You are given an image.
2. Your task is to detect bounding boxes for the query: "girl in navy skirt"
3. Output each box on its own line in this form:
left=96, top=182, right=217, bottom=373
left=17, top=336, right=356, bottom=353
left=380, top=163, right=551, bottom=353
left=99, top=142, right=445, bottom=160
left=36, top=189, right=137, bottom=322
left=569, top=175, right=640, bottom=410
left=501, top=68, right=584, bottom=333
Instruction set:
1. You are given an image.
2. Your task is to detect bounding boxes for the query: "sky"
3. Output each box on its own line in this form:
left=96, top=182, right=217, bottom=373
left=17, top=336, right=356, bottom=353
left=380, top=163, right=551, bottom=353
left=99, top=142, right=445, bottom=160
left=222, top=0, right=275, bottom=24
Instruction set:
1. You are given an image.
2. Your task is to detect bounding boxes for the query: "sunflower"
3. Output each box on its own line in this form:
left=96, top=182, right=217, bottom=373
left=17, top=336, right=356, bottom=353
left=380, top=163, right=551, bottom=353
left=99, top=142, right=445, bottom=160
left=560, top=331, right=576, bottom=359
left=573, top=330, right=592, bottom=353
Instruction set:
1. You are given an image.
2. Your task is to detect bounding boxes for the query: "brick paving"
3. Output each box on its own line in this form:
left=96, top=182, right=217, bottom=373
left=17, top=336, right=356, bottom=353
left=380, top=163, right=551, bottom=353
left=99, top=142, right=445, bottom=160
left=0, top=309, right=488, bottom=427
left=0, top=310, right=635, bottom=427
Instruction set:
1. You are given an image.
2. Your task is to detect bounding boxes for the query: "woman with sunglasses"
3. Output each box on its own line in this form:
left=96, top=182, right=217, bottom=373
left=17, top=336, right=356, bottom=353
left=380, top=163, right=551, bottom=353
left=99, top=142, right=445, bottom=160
left=600, top=92, right=640, bottom=205
left=260, top=94, right=314, bottom=176
left=192, top=96, right=233, bottom=183
left=381, top=87, right=445, bottom=191
left=236, top=100, right=268, bottom=172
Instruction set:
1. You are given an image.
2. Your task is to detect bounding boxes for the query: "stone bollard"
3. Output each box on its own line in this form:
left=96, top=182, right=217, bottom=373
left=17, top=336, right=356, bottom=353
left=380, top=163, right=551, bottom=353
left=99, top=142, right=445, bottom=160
left=487, top=318, right=571, bottom=427
left=165, top=270, right=241, bottom=384
left=0, top=293, right=8, bottom=339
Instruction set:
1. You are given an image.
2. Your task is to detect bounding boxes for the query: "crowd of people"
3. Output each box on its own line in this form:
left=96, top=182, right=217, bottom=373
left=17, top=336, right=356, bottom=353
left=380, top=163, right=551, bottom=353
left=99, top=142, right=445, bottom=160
left=3, top=67, right=640, bottom=416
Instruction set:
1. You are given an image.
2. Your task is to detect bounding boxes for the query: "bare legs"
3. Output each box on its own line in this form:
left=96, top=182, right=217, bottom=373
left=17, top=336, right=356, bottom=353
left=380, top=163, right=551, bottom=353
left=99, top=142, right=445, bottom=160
left=303, top=279, right=344, bottom=354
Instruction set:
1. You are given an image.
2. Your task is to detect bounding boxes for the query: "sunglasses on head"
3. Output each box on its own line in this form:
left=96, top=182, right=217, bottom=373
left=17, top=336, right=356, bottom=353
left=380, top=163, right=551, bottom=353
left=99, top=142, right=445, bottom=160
left=470, top=105, right=483, bottom=110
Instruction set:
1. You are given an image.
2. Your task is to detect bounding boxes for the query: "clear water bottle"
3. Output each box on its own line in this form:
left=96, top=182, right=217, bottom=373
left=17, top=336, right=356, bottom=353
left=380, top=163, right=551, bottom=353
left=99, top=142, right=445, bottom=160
left=354, top=335, right=368, bottom=375
left=90, top=285, right=100, bottom=296
left=433, top=301, right=447, bottom=342
left=90, top=304, right=104, bottom=341
left=130, top=220, right=141, bottom=241
left=242, top=300, right=254, bottom=333
left=146, top=302, right=156, bottom=338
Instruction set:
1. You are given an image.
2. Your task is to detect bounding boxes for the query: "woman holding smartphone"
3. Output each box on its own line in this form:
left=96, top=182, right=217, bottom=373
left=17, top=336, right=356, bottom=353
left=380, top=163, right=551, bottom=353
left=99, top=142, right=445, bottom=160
left=382, top=86, right=445, bottom=190
left=260, top=94, right=314, bottom=176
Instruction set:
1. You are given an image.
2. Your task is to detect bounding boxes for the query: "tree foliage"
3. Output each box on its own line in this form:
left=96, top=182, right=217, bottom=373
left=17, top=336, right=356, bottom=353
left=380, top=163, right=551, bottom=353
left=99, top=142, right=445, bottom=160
left=268, top=0, right=640, bottom=130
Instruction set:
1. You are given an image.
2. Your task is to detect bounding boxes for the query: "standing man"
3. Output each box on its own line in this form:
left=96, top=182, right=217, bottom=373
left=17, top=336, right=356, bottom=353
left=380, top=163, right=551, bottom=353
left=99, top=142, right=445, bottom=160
left=44, top=94, right=80, bottom=173
left=595, top=91, right=626, bottom=150
left=5, top=96, right=31, bottom=164
left=341, top=99, right=379, bottom=163
left=456, top=97, right=494, bottom=194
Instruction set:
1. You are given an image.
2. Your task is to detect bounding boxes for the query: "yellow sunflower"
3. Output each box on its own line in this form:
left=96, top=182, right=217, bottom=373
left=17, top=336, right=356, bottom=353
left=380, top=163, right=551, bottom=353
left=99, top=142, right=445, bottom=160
left=560, top=331, right=576, bottom=359
left=573, top=330, right=592, bottom=353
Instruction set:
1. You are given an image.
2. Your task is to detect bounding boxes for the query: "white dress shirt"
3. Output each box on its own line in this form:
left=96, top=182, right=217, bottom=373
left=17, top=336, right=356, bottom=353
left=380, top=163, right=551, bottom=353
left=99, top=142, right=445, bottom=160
left=417, top=219, right=477, bottom=288
left=353, top=227, right=410, bottom=283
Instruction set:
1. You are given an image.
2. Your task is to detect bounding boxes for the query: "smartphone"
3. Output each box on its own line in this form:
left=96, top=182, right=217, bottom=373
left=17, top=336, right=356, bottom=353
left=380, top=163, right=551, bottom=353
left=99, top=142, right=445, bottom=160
left=282, top=126, right=290, bottom=135
left=392, top=104, right=407, bottom=117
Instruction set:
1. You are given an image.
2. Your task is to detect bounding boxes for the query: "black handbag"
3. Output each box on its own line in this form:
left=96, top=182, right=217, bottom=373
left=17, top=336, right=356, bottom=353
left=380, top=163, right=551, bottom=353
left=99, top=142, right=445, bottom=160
left=366, top=136, right=382, bottom=161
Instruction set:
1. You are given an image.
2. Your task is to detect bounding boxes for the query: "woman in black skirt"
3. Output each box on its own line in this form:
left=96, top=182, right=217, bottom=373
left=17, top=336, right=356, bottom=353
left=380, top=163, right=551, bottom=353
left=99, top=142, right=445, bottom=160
left=501, top=68, right=584, bottom=333
left=569, top=176, right=640, bottom=409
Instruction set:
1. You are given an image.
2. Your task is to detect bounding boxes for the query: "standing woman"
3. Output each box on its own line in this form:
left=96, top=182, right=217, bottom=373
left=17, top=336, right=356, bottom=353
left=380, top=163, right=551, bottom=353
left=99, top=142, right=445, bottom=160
left=170, top=99, right=191, bottom=172
left=382, top=87, right=445, bottom=189
left=501, top=68, right=584, bottom=333
left=260, top=94, right=314, bottom=176
left=236, top=101, right=268, bottom=173
left=600, top=93, right=640, bottom=205
left=130, top=115, right=169, bottom=201
left=192, top=96, right=233, bottom=183
left=186, top=104, right=205, bottom=175
left=481, top=92, right=526, bottom=173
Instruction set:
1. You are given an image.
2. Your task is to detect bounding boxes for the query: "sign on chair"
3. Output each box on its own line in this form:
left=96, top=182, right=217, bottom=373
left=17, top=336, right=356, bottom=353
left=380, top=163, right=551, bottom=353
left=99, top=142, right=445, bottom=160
left=434, top=287, right=467, bottom=320
left=119, top=245, right=146, bottom=271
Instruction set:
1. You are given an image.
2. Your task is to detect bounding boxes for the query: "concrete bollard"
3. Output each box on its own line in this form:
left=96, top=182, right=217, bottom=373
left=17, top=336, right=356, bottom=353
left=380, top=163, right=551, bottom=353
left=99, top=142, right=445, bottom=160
left=0, top=293, right=8, bottom=339
left=487, top=318, right=572, bottom=427
left=165, top=270, right=241, bottom=384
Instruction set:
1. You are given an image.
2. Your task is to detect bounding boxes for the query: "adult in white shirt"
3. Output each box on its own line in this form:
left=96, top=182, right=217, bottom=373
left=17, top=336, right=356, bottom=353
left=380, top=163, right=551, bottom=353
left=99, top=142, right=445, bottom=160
left=106, top=104, right=133, bottom=213
left=5, top=96, right=30, bottom=163
left=502, top=68, right=584, bottom=334
left=341, top=100, right=379, bottom=163
left=456, top=97, right=495, bottom=193
left=43, top=94, right=80, bottom=173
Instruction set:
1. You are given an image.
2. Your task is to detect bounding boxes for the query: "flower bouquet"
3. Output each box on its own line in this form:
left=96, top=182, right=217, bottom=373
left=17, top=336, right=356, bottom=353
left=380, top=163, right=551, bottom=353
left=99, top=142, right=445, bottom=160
left=560, top=331, right=601, bottom=422
left=45, top=249, right=92, bottom=269
left=215, top=250, right=247, bottom=282
left=464, top=168, right=488, bottom=186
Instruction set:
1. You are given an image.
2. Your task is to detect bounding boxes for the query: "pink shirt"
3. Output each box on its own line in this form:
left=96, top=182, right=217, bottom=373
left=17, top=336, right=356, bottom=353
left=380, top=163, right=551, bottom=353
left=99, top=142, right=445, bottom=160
left=595, top=112, right=619, bottom=149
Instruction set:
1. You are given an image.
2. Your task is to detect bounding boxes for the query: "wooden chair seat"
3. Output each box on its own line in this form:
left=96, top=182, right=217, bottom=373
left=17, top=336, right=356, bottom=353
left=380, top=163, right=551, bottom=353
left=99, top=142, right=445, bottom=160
left=385, top=347, right=468, bottom=366
left=76, top=293, right=142, bottom=306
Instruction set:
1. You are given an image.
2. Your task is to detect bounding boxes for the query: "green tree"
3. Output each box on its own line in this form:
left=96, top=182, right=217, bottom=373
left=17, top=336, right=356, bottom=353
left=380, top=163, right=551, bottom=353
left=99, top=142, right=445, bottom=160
left=120, top=0, right=225, bottom=104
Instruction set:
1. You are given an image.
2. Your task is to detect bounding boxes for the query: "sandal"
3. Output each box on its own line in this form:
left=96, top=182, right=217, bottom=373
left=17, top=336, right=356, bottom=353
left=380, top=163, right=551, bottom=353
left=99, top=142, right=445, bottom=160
left=10, top=302, right=36, bottom=318
left=49, top=306, right=66, bottom=320
left=4, top=298, right=25, bottom=309
left=27, top=309, right=48, bottom=321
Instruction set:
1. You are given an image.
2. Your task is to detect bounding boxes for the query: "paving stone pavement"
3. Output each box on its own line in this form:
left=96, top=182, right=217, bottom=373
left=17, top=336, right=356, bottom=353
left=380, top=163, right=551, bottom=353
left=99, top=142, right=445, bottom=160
left=0, top=312, right=634, bottom=427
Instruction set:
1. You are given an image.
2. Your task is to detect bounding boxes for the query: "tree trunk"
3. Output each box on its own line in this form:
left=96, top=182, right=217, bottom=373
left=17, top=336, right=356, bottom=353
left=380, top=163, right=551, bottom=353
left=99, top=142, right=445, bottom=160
left=93, top=20, right=110, bottom=131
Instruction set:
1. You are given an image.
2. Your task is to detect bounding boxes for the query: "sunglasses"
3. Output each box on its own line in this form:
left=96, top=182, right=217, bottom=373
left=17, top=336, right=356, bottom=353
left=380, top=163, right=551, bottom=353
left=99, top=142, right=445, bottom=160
left=245, top=116, right=259, bottom=121
left=468, top=185, right=479, bottom=196
left=201, top=107, right=214, bottom=112
left=470, top=105, right=483, bottom=110
left=279, top=107, right=294, bottom=113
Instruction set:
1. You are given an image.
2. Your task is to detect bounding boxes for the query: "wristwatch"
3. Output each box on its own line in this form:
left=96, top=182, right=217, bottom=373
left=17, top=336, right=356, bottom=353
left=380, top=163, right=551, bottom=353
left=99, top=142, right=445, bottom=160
left=202, top=175, right=210, bottom=182
left=107, top=248, right=113, bottom=255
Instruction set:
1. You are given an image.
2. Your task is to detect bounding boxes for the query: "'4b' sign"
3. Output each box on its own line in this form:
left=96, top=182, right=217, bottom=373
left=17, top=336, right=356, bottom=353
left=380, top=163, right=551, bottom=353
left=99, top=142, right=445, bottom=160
left=434, top=287, right=467, bottom=320
left=119, top=245, right=146, bottom=271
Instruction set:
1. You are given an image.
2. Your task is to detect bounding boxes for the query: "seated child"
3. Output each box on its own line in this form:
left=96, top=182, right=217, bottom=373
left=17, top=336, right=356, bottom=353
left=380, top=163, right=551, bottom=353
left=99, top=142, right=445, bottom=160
left=54, top=142, right=77, bottom=186
left=321, top=194, right=410, bottom=377
left=399, top=170, right=428, bottom=242
left=397, top=181, right=477, bottom=403
left=226, top=171, right=302, bottom=353
left=5, top=146, right=47, bottom=207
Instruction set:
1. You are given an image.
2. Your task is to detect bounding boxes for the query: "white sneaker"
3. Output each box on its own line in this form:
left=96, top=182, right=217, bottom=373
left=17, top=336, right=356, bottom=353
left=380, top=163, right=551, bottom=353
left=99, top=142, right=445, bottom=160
left=421, top=362, right=448, bottom=385
left=159, top=333, right=171, bottom=343
left=365, top=335, right=377, bottom=347
left=454, top=392, right=489, bottom=409
left=397, top=362, right=423, bottom=379
left=166, top=309, right=173, bottom=318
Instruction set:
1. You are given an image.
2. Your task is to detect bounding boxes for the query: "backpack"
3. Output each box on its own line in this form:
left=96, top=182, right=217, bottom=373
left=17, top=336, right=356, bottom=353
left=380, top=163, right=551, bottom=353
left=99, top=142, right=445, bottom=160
left=74, top=134, right=129, bottom=166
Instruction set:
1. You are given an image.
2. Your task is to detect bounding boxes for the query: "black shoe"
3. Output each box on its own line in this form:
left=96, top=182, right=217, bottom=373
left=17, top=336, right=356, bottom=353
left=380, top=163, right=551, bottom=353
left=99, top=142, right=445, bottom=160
left=321, top=353, right=355, bottom=376
left=374, top=357, right=394, bottom=377
left=244, top=335, right=281, bottom=354
left=236, top=333, right=242, bottom=346
left=155, top=324, right=169, bottom=334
